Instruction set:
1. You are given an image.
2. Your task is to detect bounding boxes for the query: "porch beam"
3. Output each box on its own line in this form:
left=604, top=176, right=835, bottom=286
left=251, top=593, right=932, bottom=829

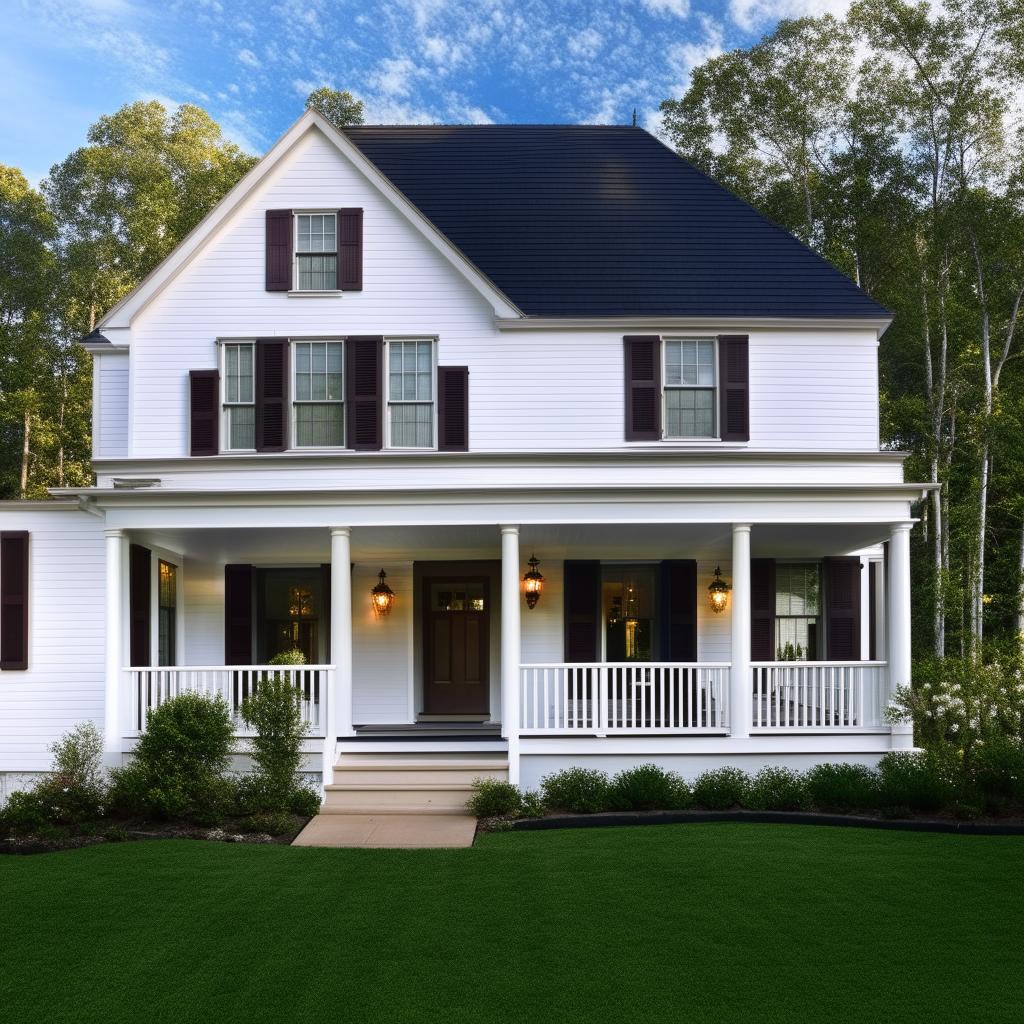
left=325, top=527, right=353, bottom=790
left=888, top=523, right=914, bottom=750
left=500, top=525, right=521, bottom=785
left=730, top=524, right=752, bottom=739
left=104, top=529, right=124, bottom=764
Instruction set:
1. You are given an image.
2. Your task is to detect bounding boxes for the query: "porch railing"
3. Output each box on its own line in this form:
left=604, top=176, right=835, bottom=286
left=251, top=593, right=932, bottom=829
left=125, top=665, right=332, bottom=738
left=750, top=661, right=888, bottom=730
left=519, top=663, right=730, bottom=734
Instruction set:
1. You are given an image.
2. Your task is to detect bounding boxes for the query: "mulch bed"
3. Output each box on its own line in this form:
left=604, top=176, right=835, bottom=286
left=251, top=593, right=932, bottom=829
left=1, top=815, right=311, bottom=855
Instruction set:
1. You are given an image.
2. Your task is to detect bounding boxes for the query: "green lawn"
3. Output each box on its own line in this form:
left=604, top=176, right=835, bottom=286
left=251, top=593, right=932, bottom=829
left=2, top=825, right=1023, bottom=1023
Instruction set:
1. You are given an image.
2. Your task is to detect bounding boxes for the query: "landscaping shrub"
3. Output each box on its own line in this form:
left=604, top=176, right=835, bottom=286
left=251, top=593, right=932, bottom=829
left=692, top=767, right=750, bottom=809
left=609, top=763, right=692, bottom=811
left=289, top=784, right=322, bottom=817
left=746, top=767, right=809, bottom=811
left=804, top=762, right=881, bottom=812
left=540, top=767, right=611, bottom=813
left=967, top=735, right=1024, bottom=809
left=109, top=692, right=235, bottom=823
left=520, top=790, right=544, bottom=818
left=877, top=751, right=955, bottom=813
left=238, top=650, right=312, bottom=814
left=467, top=778, right=523, bottom=818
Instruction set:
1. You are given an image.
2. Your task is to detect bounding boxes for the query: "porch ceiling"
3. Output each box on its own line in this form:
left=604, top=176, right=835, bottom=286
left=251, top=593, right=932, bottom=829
left=137, top=521, right=891, bottom=564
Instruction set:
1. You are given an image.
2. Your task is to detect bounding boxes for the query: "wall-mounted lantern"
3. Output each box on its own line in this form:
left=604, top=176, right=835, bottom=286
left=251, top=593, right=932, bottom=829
left=707, top=565, right=731, bottom=614
left=522, top=555, right=545, bottom=610
left=371, top=569, right=395, bottom=617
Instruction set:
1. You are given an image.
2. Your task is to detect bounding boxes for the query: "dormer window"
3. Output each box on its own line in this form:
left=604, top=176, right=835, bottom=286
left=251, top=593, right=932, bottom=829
left=295, top=212, right=337, bottom=291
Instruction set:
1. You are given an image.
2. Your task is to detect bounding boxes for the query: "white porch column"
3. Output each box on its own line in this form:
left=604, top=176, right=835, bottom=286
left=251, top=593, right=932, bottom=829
left=730, top=524, right=752, bottom=739
left=103, top=529, right=124, bottom=765
left=500, top=525, right=521, bottom=785
left=888, top=523, right=914, bottom=750
left=324, top=527, right=353, bottom=792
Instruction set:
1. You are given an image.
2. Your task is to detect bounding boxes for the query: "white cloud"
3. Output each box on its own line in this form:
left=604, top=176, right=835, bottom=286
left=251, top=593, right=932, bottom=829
left=665, top=15, right=725, bottom=96
left=729, top=0, right=852, bottom=32
left=369, top=56, right=421, bottom=97
left=421, top=35, right=468, bottom=66
left=237, top=48, right=260, bottom=68
left=641, top=0, right=691, bottom=18
left=568, top=28, right=603, bottom=59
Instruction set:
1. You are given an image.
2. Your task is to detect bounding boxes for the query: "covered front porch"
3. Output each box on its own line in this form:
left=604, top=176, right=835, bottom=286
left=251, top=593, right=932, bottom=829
left=100, top=511, right=914, bottom=786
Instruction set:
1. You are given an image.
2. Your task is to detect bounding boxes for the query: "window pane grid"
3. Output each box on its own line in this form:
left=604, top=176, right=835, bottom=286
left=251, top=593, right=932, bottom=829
left=775, top=563, right=821, bottom=660
left=224, top=343, right=254, bottom=450
left=294, top=341, right=344, bottom=448
left=296, top=214, right=336, bottom=253
left=664, top=338, right=716, bottom=439
left=297, top=254, right=337, bottom=290
left=387, top=340, right=434, bottom=448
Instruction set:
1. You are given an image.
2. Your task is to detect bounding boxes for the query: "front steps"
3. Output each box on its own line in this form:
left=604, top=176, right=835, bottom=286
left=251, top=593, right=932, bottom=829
left=322, top=756, right=509, bottom=815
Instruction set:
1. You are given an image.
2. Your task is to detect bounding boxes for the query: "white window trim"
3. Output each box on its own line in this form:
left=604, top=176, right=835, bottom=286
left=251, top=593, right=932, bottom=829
left=289, top=339, right=348, bottom=452
left=292, top=210, right=340, bottom=294
left=661, top=336, right=719, bottom=441
left=220, top=340, right=256, bottom=453
left=384, top=337, right=438, bottom=451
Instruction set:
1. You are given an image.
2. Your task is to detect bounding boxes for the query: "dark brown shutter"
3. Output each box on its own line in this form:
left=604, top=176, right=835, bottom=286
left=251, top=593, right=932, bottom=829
left=266, top=209, right=292, bottom=291
left=824, top=557, right=862, bottom=660
left=624, top=335, right=661, bottom=440
left=129, top=544, right=151, bottom=667
left=224, top=564, right=253, bottom=665
left=189, top=370, right=219, bottom=456
left=563, top=560, right=601, bottom=662
left=255, top=338, right=288, bottom=452
left=0, top=531, right=29, bottom=671
left=718, top=335, right=750, bottom=441
left=658, top=560, right=698, bottom=661
left=346, top=336, right=383, bottom=450
left=438, top=365, right=469, bottom=452
left=868, top=562, right=878, bottom=660
left=751, top=558, right=776, bottom=661
left=337, top=208, right=363, bottom=291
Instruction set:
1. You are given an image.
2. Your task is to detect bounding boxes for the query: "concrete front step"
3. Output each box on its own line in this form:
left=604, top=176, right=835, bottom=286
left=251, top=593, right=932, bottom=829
left=333, top=759, right=509, bottom=786
left=323, top=782, right=478, bottom=814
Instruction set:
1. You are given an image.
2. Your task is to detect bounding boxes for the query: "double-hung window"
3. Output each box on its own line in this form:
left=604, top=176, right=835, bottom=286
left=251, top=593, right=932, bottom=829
left=158, top=560, right=178, bottom=666
left=775, top=562, right=821, bottom=660
left=223, top=342, right=255, bottom=450
left=387, top=339, right=435, bottom=448
left=293, top=341, right=344, bottom=447
left=295, top=212, right=337, bottom=291
left=663, top=338, right=717, bottom=438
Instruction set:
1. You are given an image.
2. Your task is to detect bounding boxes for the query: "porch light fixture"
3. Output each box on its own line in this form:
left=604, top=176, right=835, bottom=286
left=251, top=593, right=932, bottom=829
left=522, top=555, right=544, bottom=609
left=707, top=566, right=731, bottom=614
left=371, top=569, right=395, bottom=617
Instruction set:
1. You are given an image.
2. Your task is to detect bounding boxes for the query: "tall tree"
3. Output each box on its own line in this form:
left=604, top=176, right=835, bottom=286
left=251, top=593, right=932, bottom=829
left=305, top=87, right=365, bottom=129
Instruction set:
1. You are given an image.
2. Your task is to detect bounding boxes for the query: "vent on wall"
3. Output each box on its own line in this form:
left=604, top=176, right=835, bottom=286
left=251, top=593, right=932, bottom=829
left=112, top=478, right=162, bottom=489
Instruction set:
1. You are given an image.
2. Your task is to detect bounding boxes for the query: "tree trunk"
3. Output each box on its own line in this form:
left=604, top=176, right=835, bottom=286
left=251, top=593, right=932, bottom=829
left=19, top=409, right=30, bottom=499
left=1017, top=519, right=1024, bottom=637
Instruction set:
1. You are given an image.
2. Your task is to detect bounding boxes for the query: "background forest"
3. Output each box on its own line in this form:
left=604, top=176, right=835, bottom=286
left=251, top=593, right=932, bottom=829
left=1, top=0, right=1022, bottom=663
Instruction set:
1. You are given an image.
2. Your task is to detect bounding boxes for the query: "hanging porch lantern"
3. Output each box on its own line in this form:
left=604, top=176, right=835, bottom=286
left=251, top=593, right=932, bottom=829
left=707, top=565, right=731, bottom=614
left=371, top=569, right=395, bottom=617
left=522, top=555, right=545, bottom=609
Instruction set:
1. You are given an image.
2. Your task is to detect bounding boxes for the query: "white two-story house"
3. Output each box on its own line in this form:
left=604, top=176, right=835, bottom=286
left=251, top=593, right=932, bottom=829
left=0, top=111, right=928, bottom=803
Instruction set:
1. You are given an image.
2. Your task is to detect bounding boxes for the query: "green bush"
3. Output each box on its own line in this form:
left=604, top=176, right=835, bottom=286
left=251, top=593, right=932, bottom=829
left=520, top=790, right=545, bottom=818
left=746, top=767, right=809, bottom=811
left=238, top=652, right=311, bottom=814
left=877, top=751, right=955, bottom=813
left=108, top=693, right=235, bottom=823
left=467, top=778, right=524, bottom=818
left=692, top=767, right=750, bottom=810
left=609, top=763, right=692, bottom=811
left=289, top=784, right=322, bottom=818
left=237, top=811, right=296, bottom=835
left=540, top=767, right=612, bottom=813
left=968, top=736, right=1024, bottom=809
left=804, top=762, right=881, bottom=812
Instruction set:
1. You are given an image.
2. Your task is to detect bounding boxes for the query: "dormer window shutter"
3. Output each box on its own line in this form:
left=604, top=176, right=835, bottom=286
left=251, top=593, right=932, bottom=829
left=0, top=531, right=29, bottom=671
left=266, top=209, right=292, bottom=291
left=437, top=365, right=469, bottom=452
left=718, top=334, right=749, bottom=442
left=255, top=338, right=288, bottom=452
left=338, top=208, right=363, bottom=291
left=624, top=336, right=661, bottom=441
left=189, top=369, right=219, bottom=456
left=346, top=336, right=383, bottom=450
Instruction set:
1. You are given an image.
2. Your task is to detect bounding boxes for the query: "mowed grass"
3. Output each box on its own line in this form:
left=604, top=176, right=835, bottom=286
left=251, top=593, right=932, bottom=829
left=2, top=825, right=1023, bottom=1024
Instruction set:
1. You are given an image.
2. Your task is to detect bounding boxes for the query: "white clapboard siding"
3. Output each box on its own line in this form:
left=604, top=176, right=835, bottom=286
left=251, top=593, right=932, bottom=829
left=119, top=126, right=883, bottom=468
left=0, top=506, right=106, bottom=772
left=95, top=352, right=129, bottom=459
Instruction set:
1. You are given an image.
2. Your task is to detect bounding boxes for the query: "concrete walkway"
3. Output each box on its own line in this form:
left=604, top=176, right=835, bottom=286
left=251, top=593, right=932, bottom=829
left=292, top=813, right=478, bottom=848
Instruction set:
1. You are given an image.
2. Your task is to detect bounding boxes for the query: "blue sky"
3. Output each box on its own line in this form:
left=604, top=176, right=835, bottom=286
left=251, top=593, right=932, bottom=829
left=3, top=0, right=848, bottom=184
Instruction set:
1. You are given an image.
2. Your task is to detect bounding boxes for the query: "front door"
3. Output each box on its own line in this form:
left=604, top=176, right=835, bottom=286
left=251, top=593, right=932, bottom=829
left=422, top=577, right=490, bottom=715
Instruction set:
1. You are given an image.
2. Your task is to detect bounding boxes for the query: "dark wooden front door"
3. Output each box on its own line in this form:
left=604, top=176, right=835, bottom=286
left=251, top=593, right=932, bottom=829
left=423, top=576, right=490, bottom=715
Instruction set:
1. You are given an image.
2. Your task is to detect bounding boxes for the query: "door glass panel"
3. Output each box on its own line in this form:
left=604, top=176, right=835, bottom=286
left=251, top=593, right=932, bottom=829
left=602, top=566, right=656, bottom=662
left=258, top=569, right=322, bottom=663
left=430, top=581, right=486, bottom=613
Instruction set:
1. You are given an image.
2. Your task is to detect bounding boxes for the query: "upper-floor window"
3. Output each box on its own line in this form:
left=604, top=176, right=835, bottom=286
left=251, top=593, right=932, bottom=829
left=387, top=338, right=435, bottom=449
left=223, top=342, right=255, bottom=450
left=293, top=340, right=344, bottom=447
left=295, top=212, right=337, bottom=291
left=663, top=337, right=717, bottom=439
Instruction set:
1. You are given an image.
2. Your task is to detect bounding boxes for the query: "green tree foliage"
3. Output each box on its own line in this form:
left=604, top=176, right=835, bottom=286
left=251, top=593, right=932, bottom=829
left=305, top=87, right=365, bottom=129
